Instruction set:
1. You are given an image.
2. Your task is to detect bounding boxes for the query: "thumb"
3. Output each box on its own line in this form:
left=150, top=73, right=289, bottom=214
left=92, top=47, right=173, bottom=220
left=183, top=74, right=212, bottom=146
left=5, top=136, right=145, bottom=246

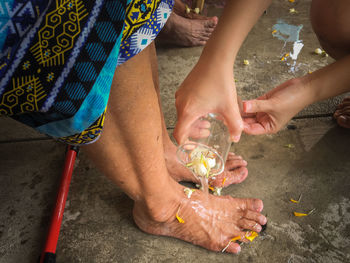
left=243, top=99, right=272, bottom=114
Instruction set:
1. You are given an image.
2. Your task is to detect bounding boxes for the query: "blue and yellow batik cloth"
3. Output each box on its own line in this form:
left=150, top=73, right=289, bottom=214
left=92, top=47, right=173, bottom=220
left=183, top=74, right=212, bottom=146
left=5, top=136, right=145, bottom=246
left=0, top=0, right=174, bottom=145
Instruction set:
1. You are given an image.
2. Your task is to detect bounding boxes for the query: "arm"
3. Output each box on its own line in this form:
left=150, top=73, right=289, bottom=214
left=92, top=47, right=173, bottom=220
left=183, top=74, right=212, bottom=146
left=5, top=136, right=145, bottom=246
left=243, top=55, right=350, bottom=135
left=173, top=0, right=272, bottom=144
left=308, top=55, right=350, bottom=102
left=201, top=0, right=272, bottom=67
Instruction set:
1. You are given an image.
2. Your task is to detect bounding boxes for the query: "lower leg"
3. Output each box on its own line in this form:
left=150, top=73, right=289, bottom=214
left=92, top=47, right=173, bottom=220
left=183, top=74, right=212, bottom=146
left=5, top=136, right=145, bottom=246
left=82, top=45, right=181, bottom=222
left=82, top=43, right=266, bottom=253
left=311, top=0, right=350, bottom=128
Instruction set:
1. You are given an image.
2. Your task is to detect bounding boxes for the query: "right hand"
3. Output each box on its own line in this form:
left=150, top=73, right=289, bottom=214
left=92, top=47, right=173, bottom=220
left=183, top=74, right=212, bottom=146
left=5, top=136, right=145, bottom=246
left=173, top=59, right=243, bottom=145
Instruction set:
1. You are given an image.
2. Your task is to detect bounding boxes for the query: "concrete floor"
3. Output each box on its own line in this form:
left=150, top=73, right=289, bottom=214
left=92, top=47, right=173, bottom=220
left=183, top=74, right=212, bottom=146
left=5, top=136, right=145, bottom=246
left=1, top=0, right=350, bottom=262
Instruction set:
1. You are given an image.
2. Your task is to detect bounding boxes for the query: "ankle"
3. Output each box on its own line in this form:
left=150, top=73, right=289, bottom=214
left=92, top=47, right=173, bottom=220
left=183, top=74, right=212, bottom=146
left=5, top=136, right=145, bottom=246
left=134, top=183, right=184, bottom=223
left=161, top=13, right=176, bottom=35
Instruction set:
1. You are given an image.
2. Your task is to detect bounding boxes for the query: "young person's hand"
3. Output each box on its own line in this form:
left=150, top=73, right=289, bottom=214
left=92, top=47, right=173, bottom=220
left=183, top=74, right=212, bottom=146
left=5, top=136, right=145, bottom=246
left=174, top=59, right=243, bottom=144
left=243, top=78, right=311, bottom=135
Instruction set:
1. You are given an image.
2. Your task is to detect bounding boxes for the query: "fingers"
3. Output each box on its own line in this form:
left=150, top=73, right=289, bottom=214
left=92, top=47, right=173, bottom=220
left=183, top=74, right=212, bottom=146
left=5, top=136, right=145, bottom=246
left=173, top=113, right=199, bottom=144
left=243, top=120, right=268, bottom=135
left=188, top=119, right=211, bottom=139
left=243, top=99, right=272, bottom=114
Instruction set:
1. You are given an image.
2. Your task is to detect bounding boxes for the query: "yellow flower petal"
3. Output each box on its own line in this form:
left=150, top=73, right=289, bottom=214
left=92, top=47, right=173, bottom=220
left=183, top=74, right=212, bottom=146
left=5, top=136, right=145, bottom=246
left=230, top=236, right=242, bottom=242
left=293, top=212, right=308, bottom=217
left=281, top=53, right=290, bottom=61
left=222, top=177, right=227, bottom=187
left=290, top=199, right=299, bottom=203
left=185, top=162, right=193, bottom=167
left=272, top=29, right=277, bottom=34
left=245, top=231, right=259, bottom=242
left=284, top=143, right=295, bottom=148
left=176, top=213, right=185, bottom=223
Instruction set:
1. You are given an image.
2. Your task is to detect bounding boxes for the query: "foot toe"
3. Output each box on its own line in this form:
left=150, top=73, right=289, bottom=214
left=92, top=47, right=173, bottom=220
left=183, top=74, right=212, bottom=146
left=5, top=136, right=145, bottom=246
left=226, top=158, right=248, bottom=168
left=334, top=109, right=341, bottom=118
left=243, top=209, right=267, bottom=225
left=336, top=115, right=350, bottom=128
left=238, top=218, right=262, bottom=232
left=205, top=17, right=218, bottom=28
left=225, top=242, right=241, bottom=254
left=334, top=98, right=350, bottom=128
left=210, top=167, right=248, bottom=187
left=242, top=198, right=264, bottom=213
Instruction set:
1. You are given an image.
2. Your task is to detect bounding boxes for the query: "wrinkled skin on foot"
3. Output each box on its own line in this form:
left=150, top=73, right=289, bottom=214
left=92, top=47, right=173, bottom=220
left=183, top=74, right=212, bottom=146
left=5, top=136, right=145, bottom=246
left=133, top=190, right=267, bottom=254
left=209, top=153, right=248, bottom=187
left=334, top=97, right=350, bottom=128
left=165, top=143, right=248, bottom=187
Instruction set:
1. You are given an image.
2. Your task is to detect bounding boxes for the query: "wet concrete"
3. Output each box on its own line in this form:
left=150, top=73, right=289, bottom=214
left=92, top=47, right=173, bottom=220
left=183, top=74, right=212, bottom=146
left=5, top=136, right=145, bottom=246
left=1, top=0, right=350, bottom=262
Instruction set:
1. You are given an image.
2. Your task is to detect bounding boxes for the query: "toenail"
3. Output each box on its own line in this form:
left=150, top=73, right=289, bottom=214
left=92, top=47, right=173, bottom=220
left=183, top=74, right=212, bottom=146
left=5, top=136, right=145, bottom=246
left=254, top=201, right=263, bottom=212
left=236, top=246, right=241, bottom=254
left=254, top=224, right=262, bottom=232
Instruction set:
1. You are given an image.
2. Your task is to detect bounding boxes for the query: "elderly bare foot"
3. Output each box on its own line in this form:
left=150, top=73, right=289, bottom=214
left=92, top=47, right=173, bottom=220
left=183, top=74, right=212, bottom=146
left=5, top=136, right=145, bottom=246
left=334, top=97, right=350, bottom=128
left=160, top=12, right=218, bottom=47
left=165, top=143, right=248, bottom=186
left=209, top=152, right=248, bottom=187
left=133, top=189, right=266, bottom=253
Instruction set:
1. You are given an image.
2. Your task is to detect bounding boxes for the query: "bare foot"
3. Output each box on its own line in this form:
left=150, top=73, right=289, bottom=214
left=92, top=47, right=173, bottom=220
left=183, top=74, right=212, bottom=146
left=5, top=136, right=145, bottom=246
left=160, top=12, right=218, bottom=47
left=334, top=97, right=350, bottom=128
left=164, top=142, right=248, bottom=187
left=133, top=188, right=267, bottom=253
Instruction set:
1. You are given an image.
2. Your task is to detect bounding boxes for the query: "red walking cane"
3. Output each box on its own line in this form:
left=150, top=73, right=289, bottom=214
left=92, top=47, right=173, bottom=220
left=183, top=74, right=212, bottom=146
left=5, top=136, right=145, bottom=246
left=39, top=145, right=79, bottom=263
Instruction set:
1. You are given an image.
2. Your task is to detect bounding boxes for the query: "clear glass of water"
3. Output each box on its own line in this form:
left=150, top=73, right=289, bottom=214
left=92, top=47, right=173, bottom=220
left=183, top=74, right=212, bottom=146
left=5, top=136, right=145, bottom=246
left=176, top=113, right=232, bottom=181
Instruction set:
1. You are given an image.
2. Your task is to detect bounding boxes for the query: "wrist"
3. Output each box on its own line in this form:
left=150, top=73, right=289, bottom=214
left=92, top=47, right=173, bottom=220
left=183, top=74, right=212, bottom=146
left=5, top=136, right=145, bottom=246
left=292, top=74, right=317, bottom=108
left=300, top=73, right=320, bottom=105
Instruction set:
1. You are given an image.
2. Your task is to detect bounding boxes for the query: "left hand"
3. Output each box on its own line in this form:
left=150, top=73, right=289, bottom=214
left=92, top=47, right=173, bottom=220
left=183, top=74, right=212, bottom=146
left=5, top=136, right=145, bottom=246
left=243, top=78, right=310, bottom=135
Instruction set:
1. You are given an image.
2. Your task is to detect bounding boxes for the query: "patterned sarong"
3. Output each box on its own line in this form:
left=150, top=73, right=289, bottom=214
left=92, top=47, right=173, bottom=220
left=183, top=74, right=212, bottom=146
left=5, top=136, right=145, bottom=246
left=0, top=0, right=173, bottom=145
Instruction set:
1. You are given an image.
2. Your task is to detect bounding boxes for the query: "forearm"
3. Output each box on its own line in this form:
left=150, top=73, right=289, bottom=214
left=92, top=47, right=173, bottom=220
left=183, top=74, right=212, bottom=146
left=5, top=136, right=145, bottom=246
left=201, top=0, right=272, bottom=68
left=305, top=55, right=350, bottom=104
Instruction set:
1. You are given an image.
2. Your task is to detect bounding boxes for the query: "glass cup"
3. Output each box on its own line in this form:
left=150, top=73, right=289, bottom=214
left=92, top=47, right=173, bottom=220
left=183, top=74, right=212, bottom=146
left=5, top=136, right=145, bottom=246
left=176, top=113, right=232, bottom=182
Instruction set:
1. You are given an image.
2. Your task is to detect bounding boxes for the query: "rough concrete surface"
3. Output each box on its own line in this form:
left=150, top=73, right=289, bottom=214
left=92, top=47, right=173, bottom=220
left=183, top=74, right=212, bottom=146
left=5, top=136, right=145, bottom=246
left=1, top=0, right=350, bottom=262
